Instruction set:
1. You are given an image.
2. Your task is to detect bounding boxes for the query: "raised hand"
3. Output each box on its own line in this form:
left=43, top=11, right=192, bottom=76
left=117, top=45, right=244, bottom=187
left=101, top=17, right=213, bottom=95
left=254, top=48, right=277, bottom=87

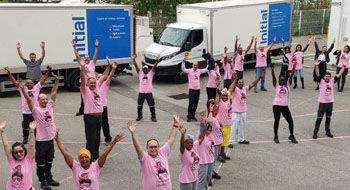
left=112, top=62, right=118, bottom=69
left=51, top=72, right=59, bottom=80
left=333, top=38, right=336, bottom=44
left=46, top=66, right=52, bottom=73
left=314, top=59, right=320, bottom=66
left=16, top=42, right=21, bottom=49
left=235, top=35, right=239, bottom=41
left=156, top=54, right=161, bottom=62
left=179, top=125, right=186, bottom=135
left=95, top=39, right=99, bottom=47
left=72, top=40, right=76, bottom=47
left=251, top=36, right=254, bottom=41
left=131, top=54, right=137, bottom=60
left=224, top=46, right=228, bottom=53
left=106, top=56, right=111, bottom=66
left=231, top=72, right=237, bottom=81
left=255, top=37, right=258, bottom=42
left=114, top=133, right=125, bottom=142
left=4, top=67, right=10, bottom=74
left=40, top=41, right=45, bottom=48
left=215, top=76, right=221, bottom=87
left=0, top=121, right=7, bottom=131
left=127, top=121, right=136, bottom=134
left=173, top=114, right=180, bottom=124
left=29, top=121, right=37, bottom=130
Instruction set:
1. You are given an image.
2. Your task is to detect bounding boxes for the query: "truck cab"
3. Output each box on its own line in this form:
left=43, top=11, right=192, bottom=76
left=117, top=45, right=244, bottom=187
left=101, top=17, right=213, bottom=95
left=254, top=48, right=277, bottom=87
left=143, top=23, right=208, bottom=83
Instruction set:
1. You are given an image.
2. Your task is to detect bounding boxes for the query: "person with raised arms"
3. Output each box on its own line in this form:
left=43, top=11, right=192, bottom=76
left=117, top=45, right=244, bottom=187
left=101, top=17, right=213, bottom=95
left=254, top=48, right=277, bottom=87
left=333, top=45, right=350, bottom=92
left=253, top=36, right=276, bottom=93
left=271, top=62, right=298, bottom=144
left=222, top=46, right=234, bottom=89
left=73, top=39, right=99, bottom=116
left=4, top=66, right=50, bottom=144
left=20, top=72, right=60, bottom=190
left=292, top=36, right=312, bottom=89
left=182, top=57, right=208, bottom=122
left=228, top=72, right=265, bottom=147
left=233, top=36, right=254, bottom=79
left=16, top=41, right=45, bottom=81
left=128, top=114, right=179, bottom=190
left=132, top=54, right=160, bottom=122
left=313, top=59, right=347, bottom=139
left=1, top=121, right=36, bottom=190
left=280, top=38, right=294, bottom=80
left=54, top=129, right=124, bottom=190
left=80, top=60, right=104, bottom=161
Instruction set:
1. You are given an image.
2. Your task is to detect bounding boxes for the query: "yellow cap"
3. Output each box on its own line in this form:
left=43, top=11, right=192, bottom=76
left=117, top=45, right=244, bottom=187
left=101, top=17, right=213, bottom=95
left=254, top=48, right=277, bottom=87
left=78, top=148, right=91, bottom=159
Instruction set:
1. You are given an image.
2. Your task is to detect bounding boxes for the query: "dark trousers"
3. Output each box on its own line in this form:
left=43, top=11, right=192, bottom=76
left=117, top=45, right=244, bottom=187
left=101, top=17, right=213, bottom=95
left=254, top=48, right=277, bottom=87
left=35, top=140, right=55, bottom=183
left=273, top=105, right=294, bottom=137
left=83, top=114, right=102, bottom=160
left=102, top=107, right=112, bottom=142
left=22, top=114, right=34, bottom=140
left=314, top=103, right=333, bottom=134
left=336, top=67, right=348, bottom=90
left=223, top=79, right=232, bottom=89
left=236, top=71, right=244, bottom=80
left=188, top=89, right=200, bottom=119
left=78, top=94, right=84, bottom=114
left=206, top=87, right=216, bottom=102
left=137, top=93, right=156, bottom=118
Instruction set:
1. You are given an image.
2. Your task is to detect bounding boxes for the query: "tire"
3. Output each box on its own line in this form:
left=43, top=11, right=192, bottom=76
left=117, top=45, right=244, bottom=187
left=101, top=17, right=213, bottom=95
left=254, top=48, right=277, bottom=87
left=173, top=65, right=188, bottom=84
left=68, top=70, right=81, bottom=92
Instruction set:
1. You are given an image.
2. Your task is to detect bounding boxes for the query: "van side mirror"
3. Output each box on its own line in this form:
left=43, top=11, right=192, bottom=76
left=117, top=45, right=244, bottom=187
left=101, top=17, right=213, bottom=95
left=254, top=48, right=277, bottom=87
left=154, top=36, right=159, bottom=43
left=184, top=42, right=192, bottom=51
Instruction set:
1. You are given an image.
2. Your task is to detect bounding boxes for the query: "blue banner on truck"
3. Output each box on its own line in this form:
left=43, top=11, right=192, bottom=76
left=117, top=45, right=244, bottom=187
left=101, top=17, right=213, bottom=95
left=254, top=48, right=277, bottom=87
left=72, top=8, right=131, bottom=62
left=268, top=3, right=291, bottom=44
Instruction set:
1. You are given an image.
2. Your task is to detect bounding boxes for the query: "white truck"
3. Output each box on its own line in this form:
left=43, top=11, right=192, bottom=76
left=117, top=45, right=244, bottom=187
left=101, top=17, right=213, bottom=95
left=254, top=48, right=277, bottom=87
left=328, top=0, right=350, bottom=64
left=143, top=0, right=293, bottom=83
left=0, top=3, right=134, bottom=92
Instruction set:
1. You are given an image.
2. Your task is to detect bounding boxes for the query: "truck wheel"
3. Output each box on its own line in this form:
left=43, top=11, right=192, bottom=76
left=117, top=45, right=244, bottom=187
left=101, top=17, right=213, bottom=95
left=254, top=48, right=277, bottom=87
left=68, top=70, right=81, bottom=92
left=174, top=66, right=188, bottom=84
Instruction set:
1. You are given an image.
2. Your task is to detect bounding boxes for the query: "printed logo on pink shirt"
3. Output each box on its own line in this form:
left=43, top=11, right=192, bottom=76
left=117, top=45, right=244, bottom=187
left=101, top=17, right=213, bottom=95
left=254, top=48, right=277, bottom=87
left=92, top=91, right=101, bottom=107
left=155, top=161, right=169, bottom=187
left=11, top=165, right=24, bottom=188
left=241, top=93, right=247, bottom=104
left=27, top=91, right=34, bottom=98
left=208, top=141, right=215, bottom=155
left=79, top=172, right=92, bottom=190
left=44, top=111, right=52, bottom=123
left=279, top=87, right=287, bottom=98
left=325, top=85, right=332, bottom=96
left=190, top=152, right=200, bottom=170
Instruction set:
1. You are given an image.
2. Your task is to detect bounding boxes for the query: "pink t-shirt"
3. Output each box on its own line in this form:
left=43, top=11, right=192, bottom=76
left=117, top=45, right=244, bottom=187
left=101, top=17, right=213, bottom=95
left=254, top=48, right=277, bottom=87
left=187, top=69, right=203, bottom=90
left=85, top=61, right=96, bottom=78
left=7, top=156, right=34, bottom=190
left=234, top=52, right=245, bottom=71
left=294, top=51, right=304, bottom=70
left=273, top=83, right=290, bottom=106
left=178, top=142, right=200, bottom=184
left=72, top=160, right=101, bottom=190
left=286, top=53, right=294, bottom=71
left=338, top=51, right=350, bottom=68
left=318, top=79, right=335, bottom=103
left=207, top=68, right=220, bottom=88
left=18, top=83, right=41, bottom=113
left=197, top=136, right=215, bottom=165
left=216, top=99, right=232, bottom=125
left=138, top=71, right=154, bottom=93
left=98, top=81, right=110, bottom=107
left=81, top=86, right=103, bottom=114
left=32, top=100, right=56, bottom=141
left=223, top=63, right=233, bottom=80
left=140, top=143, right=171, bottom=190
left=231, top=86, right=249, bottom=113
left=256, top=49, right=267, bottom=67
left=208, top=117, right=223, bottom=145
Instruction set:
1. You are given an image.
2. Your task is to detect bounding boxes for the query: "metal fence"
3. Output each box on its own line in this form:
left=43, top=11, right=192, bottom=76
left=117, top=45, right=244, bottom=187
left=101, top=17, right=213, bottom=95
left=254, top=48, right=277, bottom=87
left=150, top=9, right=331, bottom=38
left=292, top=9, right=330, bottom=36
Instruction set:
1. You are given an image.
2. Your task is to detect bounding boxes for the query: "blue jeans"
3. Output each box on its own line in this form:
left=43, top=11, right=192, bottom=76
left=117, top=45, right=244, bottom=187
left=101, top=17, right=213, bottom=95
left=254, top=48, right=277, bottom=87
left=254, top=67, right=266, bottom=90
left=294, top=69, right=304, bottom=78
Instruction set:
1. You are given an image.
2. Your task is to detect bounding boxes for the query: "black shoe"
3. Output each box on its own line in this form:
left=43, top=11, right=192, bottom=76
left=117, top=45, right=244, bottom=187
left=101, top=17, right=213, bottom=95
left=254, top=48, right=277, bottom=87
left=274, top=136, right=279, bottom=144
left=187, top=118, right=192, bottom=122
left=217, top=155, right=226, bottom=163
left=47, top=178, right=60, bottom=186
left=212, top=171, right=221, bottom=179
left=136, top=116, right=143, bottom=121
left=228, top=144, right=234, bottom=149
left=22, top=138, right=28, bottom=144
left=312, top=133, right=317, bottom=139
left=339, top=88, right=343, bottom=92
left=192, top=117, right=198, bottom=122
left=293, top=86, right=297, bottom=89
left=326, top=133, right=334, bottom=138
left=221, top=154, right=231, bottom=160
left=75, top=112, right=83, bottom=116
left=261, top=88, right=267, bottom=91
left=151, top=117, right=157, bottom=122
left=208, top=180, right=213, bottom=186
left=315, top=86, right=319, bottom=90
left=238, top=140, right=250, bottom=144
left=41, top=182, right=52, bottom=190
left=288, top=135, right=298, bottom=144
left=337, top=88, right=341, bottom=92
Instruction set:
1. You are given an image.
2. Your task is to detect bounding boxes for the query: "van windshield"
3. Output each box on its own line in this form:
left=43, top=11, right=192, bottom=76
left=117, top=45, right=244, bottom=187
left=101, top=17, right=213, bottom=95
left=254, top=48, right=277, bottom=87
left=158, top=27, right=190, bottom=47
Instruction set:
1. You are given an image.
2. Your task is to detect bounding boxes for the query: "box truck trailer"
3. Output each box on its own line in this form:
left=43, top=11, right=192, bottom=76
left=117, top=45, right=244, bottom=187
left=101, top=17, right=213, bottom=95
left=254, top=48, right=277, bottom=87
left=0, top=3, right=133, bottom=92
left=328, top=0, right=350, bottom=64
left=143, top=0, right=293, bottom=83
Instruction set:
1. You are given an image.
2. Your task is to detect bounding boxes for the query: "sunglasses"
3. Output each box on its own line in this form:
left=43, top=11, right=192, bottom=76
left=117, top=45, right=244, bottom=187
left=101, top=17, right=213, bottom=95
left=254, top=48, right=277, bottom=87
left=13, top=150, right=24, bottom=155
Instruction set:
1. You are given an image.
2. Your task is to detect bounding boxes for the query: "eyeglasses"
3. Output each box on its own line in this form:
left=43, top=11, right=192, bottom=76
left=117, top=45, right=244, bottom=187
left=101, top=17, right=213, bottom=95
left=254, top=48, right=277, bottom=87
left=14, top=150, right=24, bottom=155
